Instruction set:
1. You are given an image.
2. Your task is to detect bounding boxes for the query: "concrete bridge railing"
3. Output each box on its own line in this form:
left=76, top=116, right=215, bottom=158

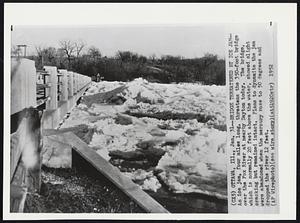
left=11, top=58, right=91, bottom=116
left=10, top=58, right=91, bottom=212
left=41, top=66, right=91, bottom=129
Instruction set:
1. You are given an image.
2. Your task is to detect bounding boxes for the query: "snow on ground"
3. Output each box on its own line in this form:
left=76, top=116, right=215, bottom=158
left=61, top=78, right=227, bottom=197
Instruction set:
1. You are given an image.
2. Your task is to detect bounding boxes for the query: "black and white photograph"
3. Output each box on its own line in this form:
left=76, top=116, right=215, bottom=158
left=3, top=2, right=297, bottom=221
left=10, top=25, right=227, bottom=213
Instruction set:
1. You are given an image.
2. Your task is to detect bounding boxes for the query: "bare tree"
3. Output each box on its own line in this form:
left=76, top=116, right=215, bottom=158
left=74, top=40, right=86, bottom=58
left=116, top=51, right=135, bottom=63
left=44, top=47, right=56, bottom=61
left=35, top=45, right=43, bottom=57
left=35, top=45, right=57, bottom=67
left=59, top=39, right=75, bottom=66
left=88, top=46, right=101, bottom=61
left=149, top=54, right=156, bottom=64
left=35, top=45, right=45, bottom=66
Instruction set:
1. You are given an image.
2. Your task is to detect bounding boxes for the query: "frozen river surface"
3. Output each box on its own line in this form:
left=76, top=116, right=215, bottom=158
left=60, top=78, right=227, bottom=212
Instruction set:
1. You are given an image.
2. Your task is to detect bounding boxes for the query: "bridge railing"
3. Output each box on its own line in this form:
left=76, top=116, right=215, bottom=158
left=39, top=66, right=91, bottom=111
left=11, top=58, right=91, bottom=115
left=10, top=58, right=91, bottom=212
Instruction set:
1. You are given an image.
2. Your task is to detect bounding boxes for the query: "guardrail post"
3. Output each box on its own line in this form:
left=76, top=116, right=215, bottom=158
left=75, top=73, right=79, bottom=93
left=59, top=69, right=68, bottom=101
left=44, top=66, right=58, bottom=110
left=11, top=58, right=37, bottom=115
left=73, top=73, right=76, bottom=94
left=68, top=71, right=74, bottom=97
left=77, top=73, right=80, bottom=91
left=79, top=75, right=81, bottom=90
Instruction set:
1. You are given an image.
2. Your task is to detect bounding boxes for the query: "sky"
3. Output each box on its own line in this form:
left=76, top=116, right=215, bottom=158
left=11, top=25, right=226, bottom=59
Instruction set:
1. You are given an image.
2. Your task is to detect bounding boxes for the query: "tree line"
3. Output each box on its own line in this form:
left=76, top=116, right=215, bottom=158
left=12, top=39, right=225, bottom=85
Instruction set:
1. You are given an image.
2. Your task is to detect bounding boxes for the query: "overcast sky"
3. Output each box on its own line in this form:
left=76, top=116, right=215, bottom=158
left=12, top=25, right=226, bottom=58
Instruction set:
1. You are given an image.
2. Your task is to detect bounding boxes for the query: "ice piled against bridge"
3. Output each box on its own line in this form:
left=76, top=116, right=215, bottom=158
left=61, top=78, right=227, bottom=198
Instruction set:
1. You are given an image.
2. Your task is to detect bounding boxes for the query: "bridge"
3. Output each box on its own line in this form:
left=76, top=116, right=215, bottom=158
left=9, top=58, right=169, bottom=214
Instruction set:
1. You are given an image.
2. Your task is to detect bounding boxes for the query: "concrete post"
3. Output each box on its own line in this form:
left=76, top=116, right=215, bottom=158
left=44, top=66, right=58, bottom=110
left=76, top=73, right=79, bottom=92
left=68, top=71, right=74, bottom=97
left=73, top=73, right=76, bottom=94
left=11, top=58, right=37, bottom=115
left=75, top=73, right=78, bottom=92
left=79, top=75, right=81, bottom=90
left=79, top=74, right=82, bottom=90
left=58, top=69, right=68, bottom=101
